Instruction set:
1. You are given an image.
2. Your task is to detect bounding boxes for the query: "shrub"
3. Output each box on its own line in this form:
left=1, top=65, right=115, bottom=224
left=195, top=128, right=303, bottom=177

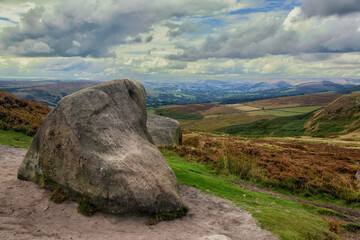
left=77, top=199, right=97, bottom=216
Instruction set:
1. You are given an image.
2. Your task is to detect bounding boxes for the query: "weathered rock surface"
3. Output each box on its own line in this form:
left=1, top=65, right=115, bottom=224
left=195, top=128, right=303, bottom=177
left=147, top=114, right=182, bottom=146
left=18, top=79, right=185, bottom=214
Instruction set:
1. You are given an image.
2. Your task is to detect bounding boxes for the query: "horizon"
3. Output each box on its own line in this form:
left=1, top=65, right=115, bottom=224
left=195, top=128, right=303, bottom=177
left=0, top=0, right=360, bottom=82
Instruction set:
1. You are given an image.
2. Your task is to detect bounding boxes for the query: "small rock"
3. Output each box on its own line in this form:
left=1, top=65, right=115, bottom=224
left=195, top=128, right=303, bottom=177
left=355, top=170, right=360, bottom=182
left=147, top=114, right=182, bottom=146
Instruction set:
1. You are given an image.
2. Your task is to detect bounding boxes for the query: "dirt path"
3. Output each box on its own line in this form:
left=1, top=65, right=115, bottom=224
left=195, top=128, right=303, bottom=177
left=188, top=170, right=360, bottom=222
left=0, top=145, right=276, bottom=240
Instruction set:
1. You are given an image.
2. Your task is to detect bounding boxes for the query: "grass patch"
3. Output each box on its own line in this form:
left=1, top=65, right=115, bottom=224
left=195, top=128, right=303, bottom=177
left=301, top=203, right=347, bottom=219
left=343, top=223, right=360, bottom=232
left=218, top=112, right=313, bottom=137
left=0, top=128, right=33, bottom=148
left=162, top=149, right=340, bottom=240
left=154, top=108, right=204, bottom=120
left=146, top=207, right=189, bottom=225
left=308, top=115, right=354, bottom=138
left=77, top=199, right=97, bottom=216
left=247, top=106, right=324, bottom=117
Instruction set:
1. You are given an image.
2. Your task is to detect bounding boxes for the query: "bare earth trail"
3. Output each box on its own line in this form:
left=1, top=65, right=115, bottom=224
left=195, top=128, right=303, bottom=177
left=0, top=145, right=275, bottom=240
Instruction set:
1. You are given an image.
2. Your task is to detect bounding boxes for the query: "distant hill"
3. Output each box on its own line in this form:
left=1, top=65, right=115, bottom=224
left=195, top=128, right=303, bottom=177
left=2, top=79, right=354, bottom=108
left=0, top=89, right=51, bottom=135
left=336, top=84, right=360, bottom=94
left=219, top=93, right=360, bottom=138
left=219, top=81, right=354, bottom=105
left=290, top=81, right=347, bottom=94
left=0, top=80, right=99, bottom=107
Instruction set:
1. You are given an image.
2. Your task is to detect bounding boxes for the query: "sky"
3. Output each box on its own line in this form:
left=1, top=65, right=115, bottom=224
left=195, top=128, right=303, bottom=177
left=0, top=0, right=360, bottom=82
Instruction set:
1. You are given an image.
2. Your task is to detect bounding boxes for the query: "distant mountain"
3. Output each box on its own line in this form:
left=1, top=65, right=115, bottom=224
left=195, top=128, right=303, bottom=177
left=0, top=89, right=51, bottom=135
left=290, top=81, right=352, bottom=94
left=0, top=79, right=355, bottom=108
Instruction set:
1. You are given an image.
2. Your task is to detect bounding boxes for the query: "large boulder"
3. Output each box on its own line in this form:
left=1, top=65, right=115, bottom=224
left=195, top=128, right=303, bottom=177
left=18, top=79, right=185, bottom=215
left=147, top=114, right=182, bottom=146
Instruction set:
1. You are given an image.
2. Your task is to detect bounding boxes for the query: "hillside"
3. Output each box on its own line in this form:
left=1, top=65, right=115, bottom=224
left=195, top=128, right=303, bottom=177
left=306, top=93, right=360, bottom=137
left=219, top=93, right=360, bottom=138
left=0, top=89, right=51, bottom=135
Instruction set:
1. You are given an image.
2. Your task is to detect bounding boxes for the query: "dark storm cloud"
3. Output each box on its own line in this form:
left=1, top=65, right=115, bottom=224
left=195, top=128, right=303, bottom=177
left=302, top=0, right=360, bottom=17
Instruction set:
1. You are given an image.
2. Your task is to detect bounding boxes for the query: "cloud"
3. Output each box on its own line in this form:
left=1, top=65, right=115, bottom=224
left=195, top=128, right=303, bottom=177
left=168, top=7, right=360, bottom=61
left=0, top=2, right=36, bottom=26
left=31, top=57, right=91, bottom=71
left=0, top=0, right=242, bottom=58
left=165, top=22, right=209, bottom=38
left=302, top=0, right=360, bottom=17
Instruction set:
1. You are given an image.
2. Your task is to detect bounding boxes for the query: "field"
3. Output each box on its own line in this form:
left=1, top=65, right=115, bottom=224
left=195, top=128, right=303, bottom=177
left=157, top=106, right=323, bottom=132
left=179, top=112, right=278, bottom=131
left=228, top=93, right=341, bottom=110
left=246, top=106, right=324, bottom=117
left=170, top=106, right=323, bottom=131
left=153, top=93, right=339, bottom=132
left=218, top=112, right=313, bottom=136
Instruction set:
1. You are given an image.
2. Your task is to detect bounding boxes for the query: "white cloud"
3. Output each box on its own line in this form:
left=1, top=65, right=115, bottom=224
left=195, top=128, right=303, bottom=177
left=0, top=2, right=36, bottom=26
left=169, top=8, right=360, bottom=60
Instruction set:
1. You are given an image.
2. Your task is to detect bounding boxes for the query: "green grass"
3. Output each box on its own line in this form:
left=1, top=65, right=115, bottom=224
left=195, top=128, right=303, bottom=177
left=155, top=108, right=204, bottom=120
left=247, top=106, right=323, bottom=117
left=218, top=112, right=313, bottom=137
left=162, top=149, right=340, bottom=240
left=0, top=129, right=33, bottom=148
left=308, top=115, right=355, bottom=138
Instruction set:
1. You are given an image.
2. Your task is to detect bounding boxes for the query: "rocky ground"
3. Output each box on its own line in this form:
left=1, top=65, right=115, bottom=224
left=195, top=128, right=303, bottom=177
left=0, top=145, right=275, bottom=240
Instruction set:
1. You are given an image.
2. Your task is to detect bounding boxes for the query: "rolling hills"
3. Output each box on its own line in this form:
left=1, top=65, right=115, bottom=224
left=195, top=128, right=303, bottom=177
left=156, top=93, right=341, bottom=131
left=1, top=79, right=356, bottom=109
left=220, top=93, right=360, bottom=138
